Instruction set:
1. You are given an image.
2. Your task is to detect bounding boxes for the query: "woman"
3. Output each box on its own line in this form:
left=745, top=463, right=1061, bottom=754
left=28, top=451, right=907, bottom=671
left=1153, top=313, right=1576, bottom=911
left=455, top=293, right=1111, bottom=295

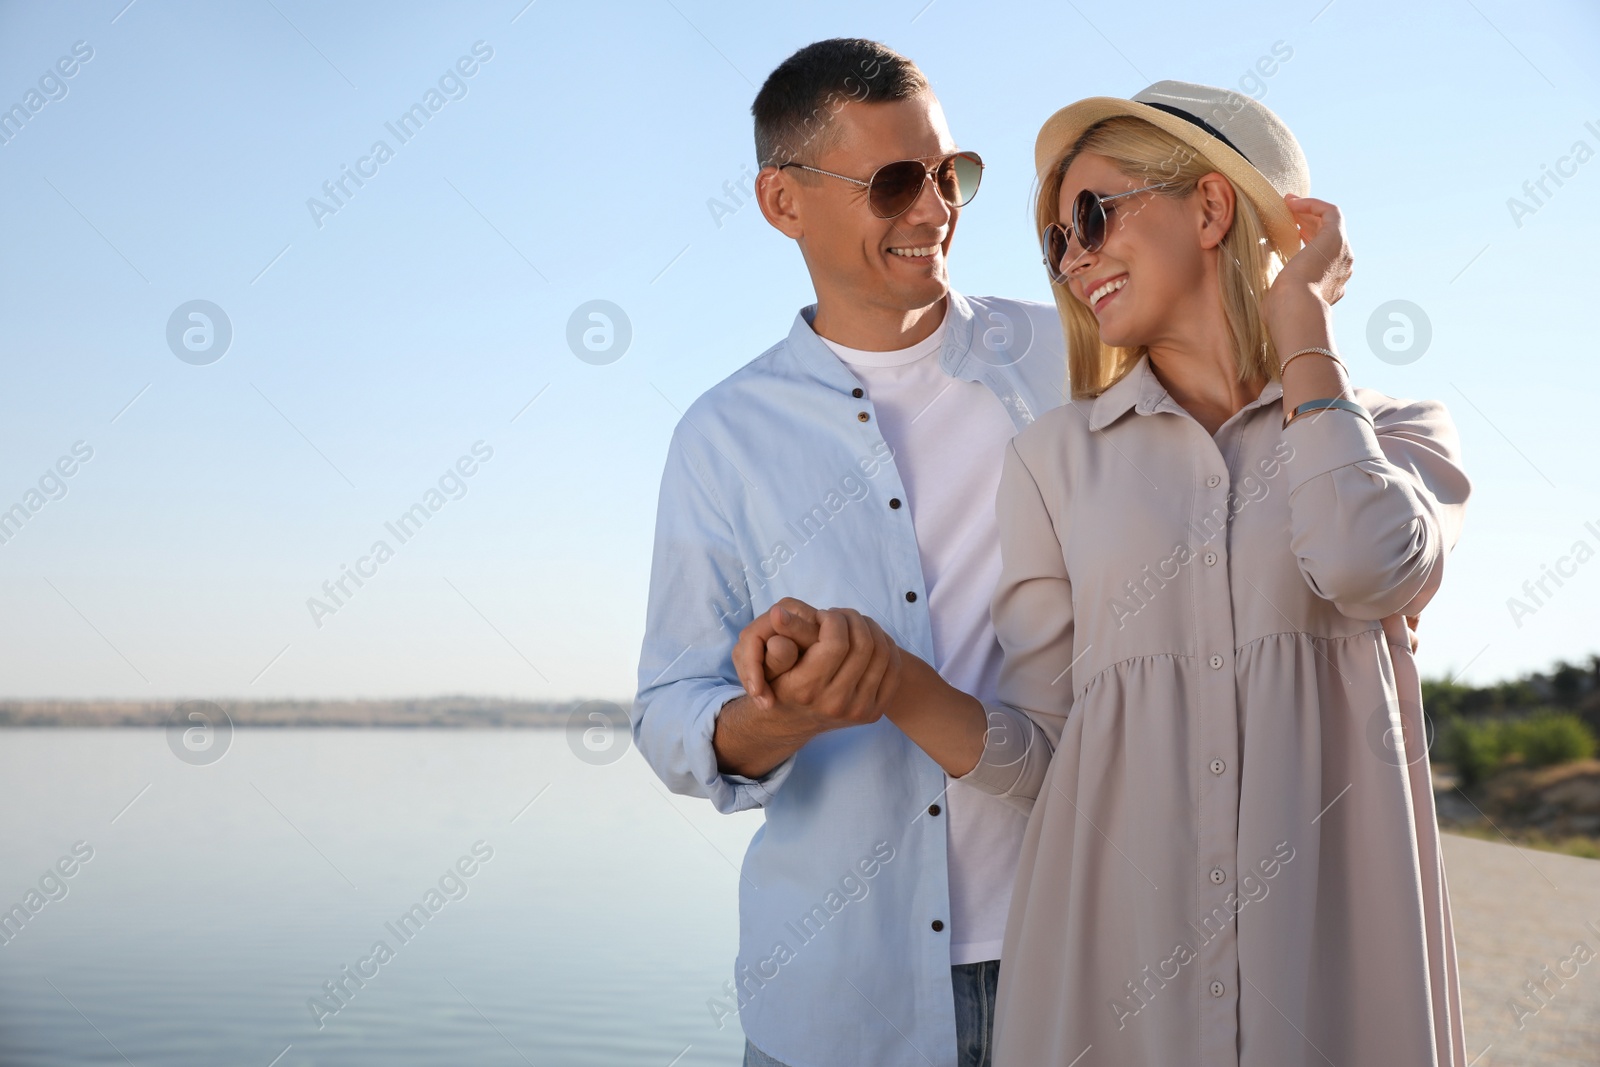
left=965, top=82, right=1471, bottom=1065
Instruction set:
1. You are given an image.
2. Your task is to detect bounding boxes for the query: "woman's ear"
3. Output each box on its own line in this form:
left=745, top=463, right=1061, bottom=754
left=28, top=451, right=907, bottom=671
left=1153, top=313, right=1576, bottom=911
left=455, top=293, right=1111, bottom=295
left=1195, top=171, right=1236, bottom=251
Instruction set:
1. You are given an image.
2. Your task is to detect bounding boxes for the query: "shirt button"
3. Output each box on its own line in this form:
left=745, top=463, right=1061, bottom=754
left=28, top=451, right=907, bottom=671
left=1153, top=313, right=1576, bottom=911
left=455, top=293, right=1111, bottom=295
left=1206, top=474, right=1221, bottom=488
left=1209, top=653, right=1224, bottom=670
left=1210, top=980, right=1225, bottom=998
left=1210, top=867, right=1226, bottom=885
left=1204, top=551, right=1218, bottom=566
left=857, top=411, right=870, bottom=423
left=1209, top=758, right=1226, bottom=775
left=931, top=919, right=945, bottom=932
left=852, top=387, right=864, bottom=398
left=889, top=498, right=902, bottom=509
left=905, top=591, right=918, bottom=603
left=928, top=803, right=941, bottom=816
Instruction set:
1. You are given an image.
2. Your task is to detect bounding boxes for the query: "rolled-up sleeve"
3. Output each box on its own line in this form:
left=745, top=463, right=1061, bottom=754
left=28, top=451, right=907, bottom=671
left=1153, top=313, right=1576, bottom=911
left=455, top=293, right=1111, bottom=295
left=1282, top=393, right=1470, bottom=621
left=958, top=438, right=1074, bottom=810
left=632, top=423, right=797, bottom=814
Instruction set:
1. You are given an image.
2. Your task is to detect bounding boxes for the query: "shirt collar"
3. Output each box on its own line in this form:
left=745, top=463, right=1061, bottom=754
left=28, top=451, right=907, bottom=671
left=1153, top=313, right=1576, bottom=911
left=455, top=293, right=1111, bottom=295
left=787, top=290, right=979, bottom=390
left=1087, top=353, right=1285, bottom=431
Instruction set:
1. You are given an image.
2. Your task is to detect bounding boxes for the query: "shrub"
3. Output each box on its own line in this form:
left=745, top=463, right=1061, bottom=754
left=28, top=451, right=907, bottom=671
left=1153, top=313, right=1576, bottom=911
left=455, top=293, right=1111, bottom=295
left=1506, top=712, right=1596, bottom=767
left=1442, top=718, right=1505, bottom=788
left=1441, top=710, right=1595, bottom=787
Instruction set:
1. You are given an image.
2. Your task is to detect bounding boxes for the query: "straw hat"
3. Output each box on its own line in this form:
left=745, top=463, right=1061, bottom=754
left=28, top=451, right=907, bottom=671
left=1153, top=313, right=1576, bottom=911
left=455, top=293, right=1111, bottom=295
left=1034, top=80, right=1310, bottom=258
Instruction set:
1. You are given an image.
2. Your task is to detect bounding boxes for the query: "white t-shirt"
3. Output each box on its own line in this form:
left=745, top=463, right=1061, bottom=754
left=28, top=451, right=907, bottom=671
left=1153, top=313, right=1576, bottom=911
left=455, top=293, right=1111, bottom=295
left=820, top=307, right=1028, bottom=966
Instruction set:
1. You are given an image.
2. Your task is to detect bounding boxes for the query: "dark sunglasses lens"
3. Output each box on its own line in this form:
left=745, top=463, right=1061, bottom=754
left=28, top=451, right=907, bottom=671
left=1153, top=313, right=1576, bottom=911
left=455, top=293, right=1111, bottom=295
left=942, top=153, right=982, bottom=207
left=1073, top=189, right=1107, bottom=252
left=868, top=160, right=928, bottom=217
left=1042, top=224, right=1070, bottom=283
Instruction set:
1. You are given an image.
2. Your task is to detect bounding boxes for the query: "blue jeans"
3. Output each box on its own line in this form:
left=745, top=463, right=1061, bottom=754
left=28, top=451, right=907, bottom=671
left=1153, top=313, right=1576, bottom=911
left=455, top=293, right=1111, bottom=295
left=744, top=960, right=1000, bottom=1067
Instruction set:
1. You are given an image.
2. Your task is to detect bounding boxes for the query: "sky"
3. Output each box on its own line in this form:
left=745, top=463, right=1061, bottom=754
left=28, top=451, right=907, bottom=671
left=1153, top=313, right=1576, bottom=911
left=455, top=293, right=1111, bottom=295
left=0, top=0, right=1596, bottom=702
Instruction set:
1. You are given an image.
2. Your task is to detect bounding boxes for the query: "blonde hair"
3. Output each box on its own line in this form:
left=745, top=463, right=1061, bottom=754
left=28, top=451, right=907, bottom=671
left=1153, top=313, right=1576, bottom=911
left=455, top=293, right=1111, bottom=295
left=1035, top=115, right=1284, bottom=400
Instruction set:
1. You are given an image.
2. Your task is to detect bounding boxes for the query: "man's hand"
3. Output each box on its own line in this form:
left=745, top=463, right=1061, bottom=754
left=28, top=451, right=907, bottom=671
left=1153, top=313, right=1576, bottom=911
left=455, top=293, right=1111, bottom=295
left=731, top=600, right=805, bottom=697
left=732, top=597, right=825, bottom=704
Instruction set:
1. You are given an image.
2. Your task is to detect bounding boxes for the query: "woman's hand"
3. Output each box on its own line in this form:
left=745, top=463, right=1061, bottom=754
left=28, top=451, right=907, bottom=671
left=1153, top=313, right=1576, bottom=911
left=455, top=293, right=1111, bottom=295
left=1263, top=195, right=1352, bottom=367
left=1273, top=194, right=1353, bottom=302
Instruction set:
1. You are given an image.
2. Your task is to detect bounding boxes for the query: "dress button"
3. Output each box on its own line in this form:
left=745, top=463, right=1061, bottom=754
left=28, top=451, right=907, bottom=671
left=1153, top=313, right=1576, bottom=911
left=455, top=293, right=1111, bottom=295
left=905, top=591, right=918, bottom=603
left=928, top=804, right=941, bottom=816
left=889, top=498, right=902, bottom=509
left=852, top=387, right=864, bottom=398
left=1210, top=867, right=1226, bottom=885
left=1209, top=653, right=1224, bottom=670
left=931, top=919, right=945, bottom=932
left=1209, top=758, right=1226, bottom=775
left=857, top=411, right=870, bottom=423
left=1204, top=551, right=1217, bottom=566
left=1210, top=980, right=1225, bottom=998
left=1206, top=474, right=1221, bottom=488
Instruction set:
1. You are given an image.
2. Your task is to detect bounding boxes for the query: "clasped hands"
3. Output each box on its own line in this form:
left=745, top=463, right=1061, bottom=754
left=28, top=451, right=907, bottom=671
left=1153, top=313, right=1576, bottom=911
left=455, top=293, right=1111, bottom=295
left=731, top=597, right=904, bottom=729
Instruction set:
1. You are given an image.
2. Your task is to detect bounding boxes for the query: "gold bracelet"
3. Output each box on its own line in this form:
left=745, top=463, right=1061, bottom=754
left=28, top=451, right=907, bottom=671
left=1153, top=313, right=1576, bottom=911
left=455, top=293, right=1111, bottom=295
left=1280, top=346, right=1344, bottom=374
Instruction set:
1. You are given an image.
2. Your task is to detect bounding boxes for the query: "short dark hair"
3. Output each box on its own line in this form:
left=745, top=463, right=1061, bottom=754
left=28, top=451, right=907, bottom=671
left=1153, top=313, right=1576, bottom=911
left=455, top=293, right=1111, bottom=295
left=752, top=38, right=928, bottom=168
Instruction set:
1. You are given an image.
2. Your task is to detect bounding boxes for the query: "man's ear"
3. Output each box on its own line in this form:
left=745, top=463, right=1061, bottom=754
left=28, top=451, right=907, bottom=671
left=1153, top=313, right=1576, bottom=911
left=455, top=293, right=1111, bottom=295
left=756, top=165, right=805, bottom=240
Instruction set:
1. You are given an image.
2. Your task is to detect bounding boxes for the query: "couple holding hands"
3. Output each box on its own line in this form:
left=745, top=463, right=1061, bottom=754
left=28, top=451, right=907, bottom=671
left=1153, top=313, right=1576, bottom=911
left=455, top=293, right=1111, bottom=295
left=635, top=37, right=1470, bottom=1067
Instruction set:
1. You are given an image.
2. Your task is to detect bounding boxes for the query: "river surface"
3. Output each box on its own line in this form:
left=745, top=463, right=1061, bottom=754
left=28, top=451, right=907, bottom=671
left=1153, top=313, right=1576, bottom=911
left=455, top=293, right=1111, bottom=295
left=0, top=729, right=761, bottom=1066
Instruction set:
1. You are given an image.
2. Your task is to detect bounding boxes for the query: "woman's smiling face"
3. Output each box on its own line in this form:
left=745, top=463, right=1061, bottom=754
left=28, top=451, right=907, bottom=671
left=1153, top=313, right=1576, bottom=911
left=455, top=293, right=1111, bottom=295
left=1054, top=151, right=1221, bottom=350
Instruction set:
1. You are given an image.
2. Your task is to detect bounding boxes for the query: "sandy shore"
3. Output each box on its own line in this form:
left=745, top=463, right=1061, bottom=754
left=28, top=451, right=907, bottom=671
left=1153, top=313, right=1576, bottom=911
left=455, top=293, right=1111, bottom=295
left=1445, top=832, right=1600, bottom=1065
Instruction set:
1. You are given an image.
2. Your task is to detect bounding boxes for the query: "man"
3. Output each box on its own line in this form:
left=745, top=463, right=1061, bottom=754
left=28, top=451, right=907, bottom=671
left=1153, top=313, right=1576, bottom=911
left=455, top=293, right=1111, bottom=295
left=633, top=38, right=1357, bottom=1067
left=634, top=38, right=1063, bottom=1067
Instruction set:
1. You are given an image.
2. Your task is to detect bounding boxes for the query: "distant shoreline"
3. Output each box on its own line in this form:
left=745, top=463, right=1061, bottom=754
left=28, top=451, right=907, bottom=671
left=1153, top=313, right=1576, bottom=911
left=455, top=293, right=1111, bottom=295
left=0, top=698, right=631, bottom=728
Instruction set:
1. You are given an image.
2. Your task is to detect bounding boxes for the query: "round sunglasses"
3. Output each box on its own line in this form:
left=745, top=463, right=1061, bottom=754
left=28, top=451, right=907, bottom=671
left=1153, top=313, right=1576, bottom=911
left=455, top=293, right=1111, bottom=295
left=779, top=151, right=984, bottom=219
left=1041, top=183, right=1169, bottom=285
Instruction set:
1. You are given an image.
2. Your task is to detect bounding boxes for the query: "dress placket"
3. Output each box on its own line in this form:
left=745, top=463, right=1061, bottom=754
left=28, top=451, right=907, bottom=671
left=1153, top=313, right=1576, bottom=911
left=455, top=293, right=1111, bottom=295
left=1144, top=383, right=1282, bottom=1065
left=1185, top=402, right=1245, bottom=1066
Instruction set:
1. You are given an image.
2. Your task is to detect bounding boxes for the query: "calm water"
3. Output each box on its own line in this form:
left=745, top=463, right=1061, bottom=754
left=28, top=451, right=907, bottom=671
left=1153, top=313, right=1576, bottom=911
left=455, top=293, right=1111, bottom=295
left=0, top=729, right=762, bottom=1066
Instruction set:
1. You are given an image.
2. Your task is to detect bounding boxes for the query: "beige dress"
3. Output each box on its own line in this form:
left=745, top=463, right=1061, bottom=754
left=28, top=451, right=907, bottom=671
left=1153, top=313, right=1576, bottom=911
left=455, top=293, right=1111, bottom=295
left=958, top=355, right=1471, bottom=1067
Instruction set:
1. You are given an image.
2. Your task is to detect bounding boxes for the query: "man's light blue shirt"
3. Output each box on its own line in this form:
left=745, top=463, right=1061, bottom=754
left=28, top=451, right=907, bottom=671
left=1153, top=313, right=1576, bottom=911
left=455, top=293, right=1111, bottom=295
left=633, top=290, right=1066, bottom=1067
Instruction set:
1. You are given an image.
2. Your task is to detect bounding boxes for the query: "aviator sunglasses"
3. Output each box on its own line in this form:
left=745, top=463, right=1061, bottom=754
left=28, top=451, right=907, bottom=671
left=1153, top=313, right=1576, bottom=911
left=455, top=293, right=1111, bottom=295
left=779, top=151, right=984, bottom=219
left=1041, top=183, right=1169, bottom=284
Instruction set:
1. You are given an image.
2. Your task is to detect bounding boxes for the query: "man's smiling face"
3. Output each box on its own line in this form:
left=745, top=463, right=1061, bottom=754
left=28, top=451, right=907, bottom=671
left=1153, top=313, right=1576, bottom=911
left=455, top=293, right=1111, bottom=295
left=788, top=93, right=962, bottom=316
